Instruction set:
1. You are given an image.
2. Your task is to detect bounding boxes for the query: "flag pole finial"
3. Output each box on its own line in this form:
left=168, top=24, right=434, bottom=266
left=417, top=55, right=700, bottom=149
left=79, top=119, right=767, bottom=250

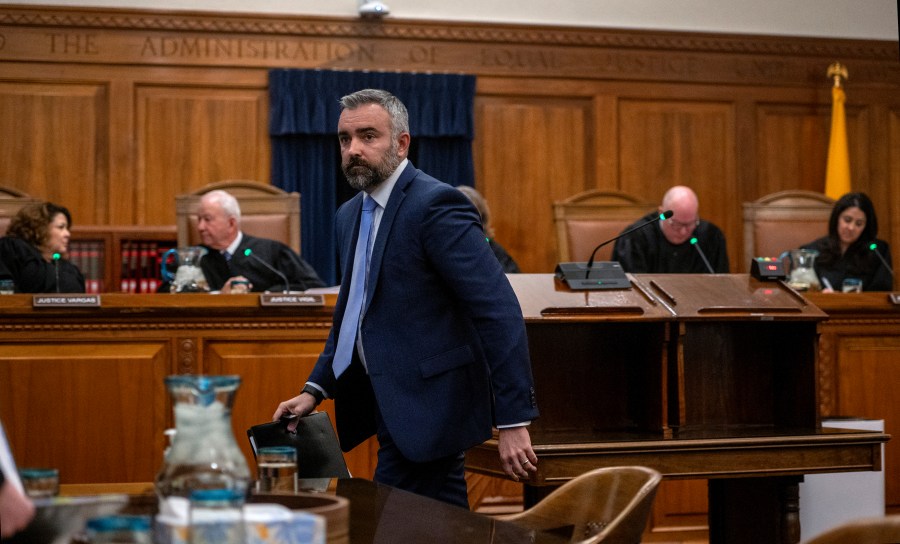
left=827, top=62, right=848, bottom=88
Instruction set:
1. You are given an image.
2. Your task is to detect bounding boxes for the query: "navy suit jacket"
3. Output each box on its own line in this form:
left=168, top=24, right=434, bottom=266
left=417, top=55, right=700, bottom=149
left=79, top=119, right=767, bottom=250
left=307, top=163, right=538, bottom=463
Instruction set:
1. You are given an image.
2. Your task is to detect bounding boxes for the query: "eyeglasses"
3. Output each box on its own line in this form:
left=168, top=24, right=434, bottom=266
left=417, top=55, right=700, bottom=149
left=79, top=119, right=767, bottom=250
left=666, top=218, right=700, bottom=231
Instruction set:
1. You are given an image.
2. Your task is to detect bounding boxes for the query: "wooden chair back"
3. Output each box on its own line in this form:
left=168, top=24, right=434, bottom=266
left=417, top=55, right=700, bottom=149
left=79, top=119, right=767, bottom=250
left=742, top=190, right=834, bottom=266
left=802, top=515, right=900, bottom=544
left=553, top=190, right=655, bottom=263
left=0, top=185, right=40, bottom=236
left=176, top=180, right=301, bottom=253
left=500, top=466, right=662, bottom=544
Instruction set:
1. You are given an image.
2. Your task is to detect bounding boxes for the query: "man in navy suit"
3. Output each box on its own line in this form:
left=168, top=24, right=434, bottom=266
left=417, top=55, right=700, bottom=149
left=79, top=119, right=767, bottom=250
left=273, top=89, right=539, bottom=507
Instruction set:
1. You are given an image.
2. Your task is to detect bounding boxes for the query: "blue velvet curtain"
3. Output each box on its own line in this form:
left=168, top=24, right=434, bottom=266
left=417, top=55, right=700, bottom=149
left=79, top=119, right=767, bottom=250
left=269, top=69, right=476, bottom=284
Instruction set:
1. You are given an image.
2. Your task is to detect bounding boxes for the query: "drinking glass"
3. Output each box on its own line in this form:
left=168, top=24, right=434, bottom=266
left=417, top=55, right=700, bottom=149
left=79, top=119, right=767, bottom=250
left=842, top=278, right=863, bottom=293
left=255, top=446, right=298, bottom=493
left=19, top=467, right=59, bottom=498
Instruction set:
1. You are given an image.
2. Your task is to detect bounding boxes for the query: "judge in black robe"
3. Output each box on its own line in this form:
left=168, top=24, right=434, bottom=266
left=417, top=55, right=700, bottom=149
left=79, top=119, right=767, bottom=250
left=611, top=186, right=729, bottom=274
left=200, top=233, right=325, bottom=292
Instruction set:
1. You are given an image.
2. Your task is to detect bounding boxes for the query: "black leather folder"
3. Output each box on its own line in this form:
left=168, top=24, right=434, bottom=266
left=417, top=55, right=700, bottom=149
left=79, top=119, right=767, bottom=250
left=246, top=411, right=350, bottom=479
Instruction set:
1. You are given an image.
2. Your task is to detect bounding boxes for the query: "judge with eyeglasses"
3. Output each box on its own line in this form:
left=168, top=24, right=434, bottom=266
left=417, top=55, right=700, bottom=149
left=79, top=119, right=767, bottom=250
left=612, top=185, right=729, bottom=274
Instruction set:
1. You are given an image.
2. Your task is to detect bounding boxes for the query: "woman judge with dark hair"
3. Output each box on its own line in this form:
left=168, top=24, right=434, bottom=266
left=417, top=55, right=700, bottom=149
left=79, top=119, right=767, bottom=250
left=801, top=192, right=893, bottom=292
left=0, top=201, right=85, bottom=293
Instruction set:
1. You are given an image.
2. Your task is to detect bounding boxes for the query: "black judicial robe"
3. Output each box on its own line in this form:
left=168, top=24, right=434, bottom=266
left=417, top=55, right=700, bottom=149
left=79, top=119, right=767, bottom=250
left=0, top=236, right=86, bottom=293
left=801, top=236, right=893, bottom=291
left=200, top=234, right=325, bottom=292
left=611, top=212, right=729, bottom=274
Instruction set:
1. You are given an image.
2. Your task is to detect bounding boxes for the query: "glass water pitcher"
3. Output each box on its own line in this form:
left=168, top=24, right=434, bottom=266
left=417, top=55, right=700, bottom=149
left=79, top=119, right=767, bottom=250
left=786, top=249, right=821, bottom=291
left=160, top=246, right=211, bottom=293
left=155, top=375, right=250, bottom=503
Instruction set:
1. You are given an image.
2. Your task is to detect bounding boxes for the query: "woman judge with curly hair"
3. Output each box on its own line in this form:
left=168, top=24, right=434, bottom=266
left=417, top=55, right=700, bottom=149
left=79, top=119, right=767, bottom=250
left=0, top=201, right=85, bottom=293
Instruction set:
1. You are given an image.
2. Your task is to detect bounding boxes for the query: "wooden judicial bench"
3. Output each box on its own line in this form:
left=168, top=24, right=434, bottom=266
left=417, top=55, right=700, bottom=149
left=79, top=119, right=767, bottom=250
left=0, top=292, right=378, bottom=485
left=465, top=274, right=889, bottom=544
left=0, top=277, right=894, bottom=543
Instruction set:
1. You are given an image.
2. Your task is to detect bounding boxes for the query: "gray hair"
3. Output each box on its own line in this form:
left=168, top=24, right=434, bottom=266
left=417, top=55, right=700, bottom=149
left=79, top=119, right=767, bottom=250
left=339, top=89, right=410, bottom=140
left=202, top=190, right=242, bottom=223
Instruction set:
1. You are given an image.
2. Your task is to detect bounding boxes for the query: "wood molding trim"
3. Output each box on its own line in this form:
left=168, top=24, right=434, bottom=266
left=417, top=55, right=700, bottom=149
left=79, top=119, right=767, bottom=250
left=2, top=5, right=898, bottom=86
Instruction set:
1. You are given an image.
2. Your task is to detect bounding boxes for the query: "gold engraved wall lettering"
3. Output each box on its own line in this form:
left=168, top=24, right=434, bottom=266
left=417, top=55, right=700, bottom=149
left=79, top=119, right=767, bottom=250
left=407, top=45, right=436, bottom=64
left=596, top=52, right=700, bottom=77
left=480, top=47, right=560, bottom=69
left=47, top=32, right=99, bottom=55
left=139, top=36, right=375, bottom=63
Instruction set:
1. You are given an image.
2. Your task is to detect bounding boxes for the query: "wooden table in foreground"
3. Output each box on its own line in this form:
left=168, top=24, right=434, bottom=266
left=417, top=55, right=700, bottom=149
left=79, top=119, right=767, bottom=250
left=465, top=274, right=890, bottom=544
left=61, top=479, right=571, bottom=544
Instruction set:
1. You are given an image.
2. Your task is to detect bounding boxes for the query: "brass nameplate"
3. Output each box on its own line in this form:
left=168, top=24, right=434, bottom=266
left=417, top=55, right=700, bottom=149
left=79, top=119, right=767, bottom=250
left=260, top=293, right=325, bottom=307
left=33, top=294, right=101, bottom=307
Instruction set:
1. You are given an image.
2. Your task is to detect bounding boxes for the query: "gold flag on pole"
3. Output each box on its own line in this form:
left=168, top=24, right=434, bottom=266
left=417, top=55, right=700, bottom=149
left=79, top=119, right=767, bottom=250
left=824, top=62, right=850, bottom=200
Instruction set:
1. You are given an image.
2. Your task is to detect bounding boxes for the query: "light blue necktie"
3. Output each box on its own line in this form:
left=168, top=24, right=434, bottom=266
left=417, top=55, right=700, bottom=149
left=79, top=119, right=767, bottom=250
left=333, top=196, right=377, bottom=378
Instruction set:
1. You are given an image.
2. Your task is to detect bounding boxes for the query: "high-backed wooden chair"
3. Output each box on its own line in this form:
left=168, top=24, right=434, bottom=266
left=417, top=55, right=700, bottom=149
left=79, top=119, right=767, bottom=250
left=0, top=185, right=40, bottom=236
left=553, top=190, right=655, bottom=263
left=175, top=180, right=301, bottom=254
left=802, top=515, right=900, bottom=544
left=500, top=466, right=662, bottom=544
left=742, top=190, right=834, bottom=266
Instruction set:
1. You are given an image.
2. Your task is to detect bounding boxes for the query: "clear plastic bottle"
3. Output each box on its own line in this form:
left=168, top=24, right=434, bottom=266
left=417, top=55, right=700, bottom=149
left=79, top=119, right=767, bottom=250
left=86, top=515, right=153, bottom=544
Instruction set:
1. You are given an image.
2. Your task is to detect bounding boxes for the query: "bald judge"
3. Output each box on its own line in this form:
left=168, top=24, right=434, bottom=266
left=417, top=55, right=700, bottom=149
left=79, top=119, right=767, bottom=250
left=611, top=185, right=729, bottom=274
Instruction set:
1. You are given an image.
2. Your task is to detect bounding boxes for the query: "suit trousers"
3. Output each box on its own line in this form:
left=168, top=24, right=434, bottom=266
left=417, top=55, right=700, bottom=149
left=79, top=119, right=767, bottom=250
left=372, top=395, right=469, bottom=509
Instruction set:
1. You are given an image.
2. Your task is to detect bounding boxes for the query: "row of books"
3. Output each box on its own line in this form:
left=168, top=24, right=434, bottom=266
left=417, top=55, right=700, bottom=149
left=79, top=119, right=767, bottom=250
left=67, top=241, right=104, bottom=294
left=120, top=241, right=176, bottom=294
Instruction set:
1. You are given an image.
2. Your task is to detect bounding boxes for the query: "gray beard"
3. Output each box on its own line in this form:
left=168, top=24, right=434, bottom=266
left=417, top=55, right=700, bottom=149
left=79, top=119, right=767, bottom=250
left=343, top=151, right=402, bottom=192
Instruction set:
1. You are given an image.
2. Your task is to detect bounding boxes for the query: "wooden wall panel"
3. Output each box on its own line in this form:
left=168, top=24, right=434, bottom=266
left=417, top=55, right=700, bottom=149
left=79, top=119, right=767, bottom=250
left=835, top=335, right=900, bottom=509
left=202, top=338, right=377, bottom=481
left=617, top=100, right=738, bottom=266
left=651, top=480, right=708, bottom=538
left=891, top=109, right=900, bottom=263
left=475, top=96, right=592, bottom=273
left=755, top=102, right=869, bottom=197
left=0, top=341, right=169, bottom=483
left=1, top=5, right=899, bottom=535
left=0, top=82, right=108, bottom=223
left=136, top=86, right=270, bottom=225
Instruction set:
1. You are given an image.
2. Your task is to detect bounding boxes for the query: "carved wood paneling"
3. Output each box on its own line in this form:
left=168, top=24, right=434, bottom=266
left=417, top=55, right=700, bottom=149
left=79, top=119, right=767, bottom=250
left=651, top=479, right=708, bottom=537
left=136, top=85, right=270, bottom=225
left=475, top=96, right=592, bottom=273
left=1, top=4, right=899, bottom=533
left=891, top=109, right=900, bottom=262
left=0, top=341, right=169, bottom=483
left=0, top=81, right=108, bottom=223
left=835, top=335, right=900, bottom=509
left=756, top=102, right=869, bottom=197
left=1, top=5, right=899, bottom=274
left=202, top=338, right=377, bottom=480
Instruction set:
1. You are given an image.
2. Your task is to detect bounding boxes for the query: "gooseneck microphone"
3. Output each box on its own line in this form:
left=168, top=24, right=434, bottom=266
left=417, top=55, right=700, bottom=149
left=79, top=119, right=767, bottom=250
left=690, top=238, right=715, bottom=274
left=52, top=253, right=61, bottom=293
left=584, top=210, right=675, bottom=279
left=869, top=243, right=895, bottom=276
left=243, top=248, right=290, bottom=293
